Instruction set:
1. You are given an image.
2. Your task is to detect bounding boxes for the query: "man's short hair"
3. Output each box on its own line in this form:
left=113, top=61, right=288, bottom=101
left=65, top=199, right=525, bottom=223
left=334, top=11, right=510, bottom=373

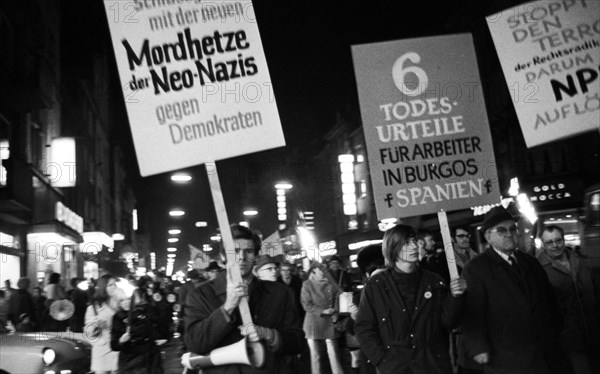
left=279, top=262, right=294, bottom=270
left=416, top=229, right=432, bottom=241
left=231, top=224, right=262, bottom=256
left=452, top=226, right=470, bottom=237
left=539, top=225, right=564, bottom=238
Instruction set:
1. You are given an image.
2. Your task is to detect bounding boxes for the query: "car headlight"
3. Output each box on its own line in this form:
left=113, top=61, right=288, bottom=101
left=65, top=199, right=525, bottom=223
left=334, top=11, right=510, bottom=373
left=43, top=348, right=56, bottom=365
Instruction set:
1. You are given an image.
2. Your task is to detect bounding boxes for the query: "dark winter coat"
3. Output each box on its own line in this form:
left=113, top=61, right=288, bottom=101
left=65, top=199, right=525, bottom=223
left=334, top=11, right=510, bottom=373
left=184, top=273, right=305, bottom=374
left=355, top=268, right=464, bottom=374
left=9, top=289, right=36, bottom=331
left=277, top=275, right=304, bottom=319
left=462, top=248, right=562, bottom=374
left=111, top=302, right=166, bottom=374
left=537, top=249, right=600, bottom=353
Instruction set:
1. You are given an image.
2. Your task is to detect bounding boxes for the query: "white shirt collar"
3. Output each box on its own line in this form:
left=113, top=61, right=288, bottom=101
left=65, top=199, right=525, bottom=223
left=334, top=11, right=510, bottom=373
left=492, top=247, right=514, bottom=264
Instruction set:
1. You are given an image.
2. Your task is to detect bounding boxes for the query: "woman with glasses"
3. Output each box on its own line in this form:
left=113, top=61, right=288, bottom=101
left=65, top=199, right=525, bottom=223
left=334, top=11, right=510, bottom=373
left=355, top=224, right=467, bottom=374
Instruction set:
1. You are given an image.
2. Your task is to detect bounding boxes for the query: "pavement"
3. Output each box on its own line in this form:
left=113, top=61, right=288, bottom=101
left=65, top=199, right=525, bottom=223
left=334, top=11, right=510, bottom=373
left=160, top=334, right=186, bottom=374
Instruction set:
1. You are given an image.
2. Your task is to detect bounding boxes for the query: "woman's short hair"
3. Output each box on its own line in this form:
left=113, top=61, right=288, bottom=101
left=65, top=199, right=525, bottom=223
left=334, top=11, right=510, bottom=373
left=307, top=261, right=326, bottom=275
left=382, top=224, right=417, bottom=269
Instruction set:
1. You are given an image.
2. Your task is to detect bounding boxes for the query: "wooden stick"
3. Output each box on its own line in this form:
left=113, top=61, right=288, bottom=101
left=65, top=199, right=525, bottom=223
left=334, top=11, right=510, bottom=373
left=438, top=210, right=459, bottom=280
left=206, top=162, right=259, bottom=342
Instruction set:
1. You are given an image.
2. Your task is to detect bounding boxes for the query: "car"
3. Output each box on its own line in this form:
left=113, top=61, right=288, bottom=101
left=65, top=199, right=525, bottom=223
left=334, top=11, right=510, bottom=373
left=0, top=330, right=92, bottom=374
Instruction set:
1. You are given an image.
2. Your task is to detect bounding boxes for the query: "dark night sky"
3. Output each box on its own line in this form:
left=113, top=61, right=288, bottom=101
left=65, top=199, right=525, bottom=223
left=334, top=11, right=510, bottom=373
left=64, top=0, right=526, bottom=270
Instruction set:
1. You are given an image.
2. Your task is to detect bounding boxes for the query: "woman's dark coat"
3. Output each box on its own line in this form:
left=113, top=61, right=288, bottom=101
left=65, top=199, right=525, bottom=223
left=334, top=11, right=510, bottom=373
left=355, top=268, right=464, bottom=374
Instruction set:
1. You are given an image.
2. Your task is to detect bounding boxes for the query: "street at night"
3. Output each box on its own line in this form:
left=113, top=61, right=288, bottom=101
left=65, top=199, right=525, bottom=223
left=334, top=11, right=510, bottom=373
left=1, top=1, right=599, bottom=373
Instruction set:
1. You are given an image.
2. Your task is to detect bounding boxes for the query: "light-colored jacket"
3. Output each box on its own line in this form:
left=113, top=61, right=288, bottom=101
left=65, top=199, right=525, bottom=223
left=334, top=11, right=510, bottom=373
left=301, top=278, right=339, bottom=340
left=84, top=302, right=119, bottom=372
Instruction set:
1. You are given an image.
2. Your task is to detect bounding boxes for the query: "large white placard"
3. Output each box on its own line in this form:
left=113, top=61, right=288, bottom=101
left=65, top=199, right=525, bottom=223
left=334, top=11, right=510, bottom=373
left=104, top=1, right=285, bottom=176
left=352, top=34, right=501, bottom=220
left=487, top=0, right=600, bottom=148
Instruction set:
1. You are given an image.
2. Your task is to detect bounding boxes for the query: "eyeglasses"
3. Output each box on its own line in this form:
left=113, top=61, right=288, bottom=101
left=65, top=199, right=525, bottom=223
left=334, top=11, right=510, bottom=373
left=543, top=238, right=564, bottom=246
left=488, top=225, right=518, bottom=235
left=259, top=266, right=278, bottom=272
left=456, top=234, right=470, bottom=238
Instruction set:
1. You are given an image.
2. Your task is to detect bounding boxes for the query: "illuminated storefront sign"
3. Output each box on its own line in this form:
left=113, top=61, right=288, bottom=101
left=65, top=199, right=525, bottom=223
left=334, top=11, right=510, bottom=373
left=55, top=202, right=84, bottom=233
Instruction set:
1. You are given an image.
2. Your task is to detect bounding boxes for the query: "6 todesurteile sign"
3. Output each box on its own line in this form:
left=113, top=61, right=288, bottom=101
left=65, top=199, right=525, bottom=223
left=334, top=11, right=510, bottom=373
left=487, top=0, right=600, bottom=148
left=352, top=34, right=501, bottom=220
left=104, top=0, right=285, bottom=176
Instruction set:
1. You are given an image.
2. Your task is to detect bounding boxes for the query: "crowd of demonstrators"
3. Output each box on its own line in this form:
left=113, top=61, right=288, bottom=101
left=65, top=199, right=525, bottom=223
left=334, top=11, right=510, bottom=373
left=184, top=224, right=305, bottom=374
left=301, top=261, right=344, bottom=374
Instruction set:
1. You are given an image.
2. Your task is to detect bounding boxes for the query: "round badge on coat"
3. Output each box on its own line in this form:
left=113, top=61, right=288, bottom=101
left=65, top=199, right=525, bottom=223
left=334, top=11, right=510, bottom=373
left=153, top=293, right=163, bottom=302
left=424, top=291, right=432, bottom=299
left=167, top=293, right=176, bottom=303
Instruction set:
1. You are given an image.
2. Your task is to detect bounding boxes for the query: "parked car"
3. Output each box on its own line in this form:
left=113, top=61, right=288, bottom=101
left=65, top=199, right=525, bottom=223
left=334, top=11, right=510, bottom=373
left=0, top=331, right=91, bottom=374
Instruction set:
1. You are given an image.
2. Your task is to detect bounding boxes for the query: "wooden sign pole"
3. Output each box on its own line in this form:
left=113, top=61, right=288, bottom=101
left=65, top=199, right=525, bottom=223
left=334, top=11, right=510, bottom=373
left=206, top=162, right=259, bottom=342
left=438, top=210, right=459, bottom=280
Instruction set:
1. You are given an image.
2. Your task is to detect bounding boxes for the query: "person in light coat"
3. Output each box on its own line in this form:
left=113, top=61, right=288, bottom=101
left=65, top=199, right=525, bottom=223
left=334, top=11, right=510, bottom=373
left=301, top=261, right=343, bottom=374
left=84, top=274, right=120, bottom=374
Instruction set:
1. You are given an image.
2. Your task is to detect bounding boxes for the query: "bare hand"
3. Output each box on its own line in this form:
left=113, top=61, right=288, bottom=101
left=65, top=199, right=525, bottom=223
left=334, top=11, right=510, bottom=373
left=119, top=331, right=131, bottom=344
left=348, top=304, right=359, bottom=320
left=223, top=266, right=247, bottom=314
left=473, top=352, right=489, bottom=364
left=321, top=308, right=335, bottom=315
left=239, top=324, right=273, bottom=343
left=450, top=277, right=467, bottom=297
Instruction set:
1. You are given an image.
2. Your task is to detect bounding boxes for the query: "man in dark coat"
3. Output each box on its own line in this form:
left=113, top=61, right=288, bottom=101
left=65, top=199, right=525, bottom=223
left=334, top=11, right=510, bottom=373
left=277, top=262, right=304, bottom=320
left=462, top=206, right=562, bottom=374
left=68, top=277, right=88, bottom=332
left=184, top=225, right=305, bottom=374
left=537, top=225, right=600, bottom=374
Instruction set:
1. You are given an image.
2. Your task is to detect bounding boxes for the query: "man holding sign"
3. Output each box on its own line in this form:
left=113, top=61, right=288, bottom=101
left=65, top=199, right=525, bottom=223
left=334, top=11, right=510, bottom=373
left=184, top=225, right=304, bottom=373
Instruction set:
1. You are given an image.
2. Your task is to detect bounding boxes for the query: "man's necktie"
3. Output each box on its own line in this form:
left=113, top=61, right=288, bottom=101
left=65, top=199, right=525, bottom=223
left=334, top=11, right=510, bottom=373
left=508, top=256, right=520, bottom=275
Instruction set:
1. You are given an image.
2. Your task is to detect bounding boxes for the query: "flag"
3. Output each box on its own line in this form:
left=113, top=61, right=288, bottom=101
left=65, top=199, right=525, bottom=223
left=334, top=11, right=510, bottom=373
left=189, top=244, right=210, bottom=270
left=261, top=231, right=283, bottom=257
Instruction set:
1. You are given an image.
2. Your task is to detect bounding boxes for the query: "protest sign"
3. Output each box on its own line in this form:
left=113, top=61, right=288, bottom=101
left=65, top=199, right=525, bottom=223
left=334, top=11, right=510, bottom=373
left=487, top=0, right=600, bottom=148
left=103, top=0, right=285, bottom=176
left=352, top=34, right=501, bottom=220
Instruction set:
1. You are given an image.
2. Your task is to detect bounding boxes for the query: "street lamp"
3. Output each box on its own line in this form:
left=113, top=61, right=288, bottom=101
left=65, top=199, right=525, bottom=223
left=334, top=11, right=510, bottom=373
left=169, top=210, right=185, bottom=217
left=171, top=173, right=192, bottom=183
left=243, top=210, right=258, bottom=216
left=275, top=182, right=292, bottom=224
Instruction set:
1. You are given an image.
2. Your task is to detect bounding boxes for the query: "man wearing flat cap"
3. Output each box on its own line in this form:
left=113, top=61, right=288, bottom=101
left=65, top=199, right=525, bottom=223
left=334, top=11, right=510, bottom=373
left=461, top=205, right=562, bottom=374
